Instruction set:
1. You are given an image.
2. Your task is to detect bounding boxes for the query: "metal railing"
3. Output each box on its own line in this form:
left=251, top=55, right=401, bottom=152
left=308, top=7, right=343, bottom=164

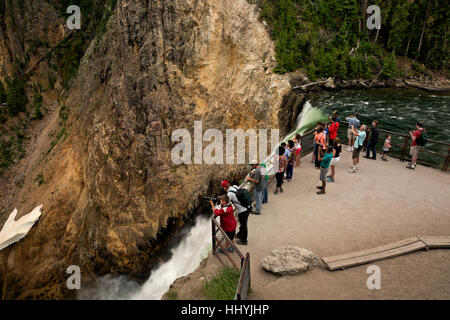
left=235, top=253, right=251, bottom=300
left=211, top=218, right=251, bottom=300
left=335, top=121, right=450, bottom=172
left=259, top=122, right=450, bottom=172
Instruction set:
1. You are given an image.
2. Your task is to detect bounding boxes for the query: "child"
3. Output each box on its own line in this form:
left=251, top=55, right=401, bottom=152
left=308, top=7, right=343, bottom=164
left=294, top=134, right=302, bottom=167
left=317, top=146, right=334, bottom=195
left=382, top=135, right=391, bottom=161
left=327, top=137, right=342, bottom=182
left=211, top=195, right=237, bottom=253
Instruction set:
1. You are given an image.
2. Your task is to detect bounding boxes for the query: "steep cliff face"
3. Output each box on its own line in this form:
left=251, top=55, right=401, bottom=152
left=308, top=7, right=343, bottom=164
left=0, top=0, right=297, bottom=299
left=0, top=0, right=67, bottom=79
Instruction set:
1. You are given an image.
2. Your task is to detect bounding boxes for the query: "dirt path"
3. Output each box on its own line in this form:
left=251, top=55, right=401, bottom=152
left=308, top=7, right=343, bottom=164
left=244, top=148, right=450, bottom=299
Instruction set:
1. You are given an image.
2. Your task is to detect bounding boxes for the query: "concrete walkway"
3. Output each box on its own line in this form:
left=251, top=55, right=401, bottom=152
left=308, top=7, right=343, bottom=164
left=244, top=148, right=450, bottom=299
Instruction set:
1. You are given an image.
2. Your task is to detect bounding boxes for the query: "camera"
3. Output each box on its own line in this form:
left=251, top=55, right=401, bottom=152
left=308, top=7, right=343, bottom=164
left=203, top=196, right=220, bottom=205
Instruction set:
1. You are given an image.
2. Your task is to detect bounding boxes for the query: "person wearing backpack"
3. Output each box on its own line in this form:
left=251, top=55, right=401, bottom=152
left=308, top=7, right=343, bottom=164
left=407, top=122, right=427, bottom=170
left=221, top=180, right=250, bottom=245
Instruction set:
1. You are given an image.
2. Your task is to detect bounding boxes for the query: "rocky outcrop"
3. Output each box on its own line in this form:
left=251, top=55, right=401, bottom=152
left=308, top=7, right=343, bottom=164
left=261, top=246, right=318, bottom=275
left=0, top=0, right=298, bottom=299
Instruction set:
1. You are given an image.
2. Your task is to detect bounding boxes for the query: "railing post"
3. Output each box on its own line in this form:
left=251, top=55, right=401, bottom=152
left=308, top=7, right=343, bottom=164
left=443, top=146, right=450, bottom=172
left=211, top=219, right=216, bottom=255
left=400, top=135, right=409, bottom=162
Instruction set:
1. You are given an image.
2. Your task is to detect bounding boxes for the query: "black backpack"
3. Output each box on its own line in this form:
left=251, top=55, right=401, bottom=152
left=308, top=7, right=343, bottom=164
left=229, top=187, right=252, bottom=209
left=416, top=129, right=428, bottom=146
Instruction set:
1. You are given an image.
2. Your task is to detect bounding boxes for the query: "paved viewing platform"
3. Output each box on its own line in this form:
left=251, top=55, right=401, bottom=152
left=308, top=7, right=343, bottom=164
left=245, top=148, right=450, bottom=299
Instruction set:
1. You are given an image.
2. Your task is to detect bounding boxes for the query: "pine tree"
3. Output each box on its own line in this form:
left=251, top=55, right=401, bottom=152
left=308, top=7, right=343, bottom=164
left=6, top=75, right=28, bottom=117
left=0, top=81, right=6, bottom=103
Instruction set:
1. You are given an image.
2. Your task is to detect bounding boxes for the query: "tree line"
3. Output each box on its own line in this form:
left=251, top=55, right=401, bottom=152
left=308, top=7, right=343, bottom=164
left=260, top=0, right=448, bottom=80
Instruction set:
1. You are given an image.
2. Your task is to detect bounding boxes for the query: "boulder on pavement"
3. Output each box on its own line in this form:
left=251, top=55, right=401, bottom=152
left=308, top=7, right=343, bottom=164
left=261, top=245, right=319, bottom=275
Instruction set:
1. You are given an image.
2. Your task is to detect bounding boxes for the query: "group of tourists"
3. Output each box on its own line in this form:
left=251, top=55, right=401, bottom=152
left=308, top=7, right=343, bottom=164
left=314, top=112, right=427, bottom=195
left=272, top=135, right=302, bottom=194
left=209, top=134, right=303, bottom=250
left=210, top=110, right=427, bottom=250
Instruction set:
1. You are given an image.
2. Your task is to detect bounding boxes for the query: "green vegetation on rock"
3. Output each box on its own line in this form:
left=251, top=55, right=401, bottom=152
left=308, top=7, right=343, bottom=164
left=202, top=267, right=240, bottom=300
left=52, top=0, right=118, bottom=88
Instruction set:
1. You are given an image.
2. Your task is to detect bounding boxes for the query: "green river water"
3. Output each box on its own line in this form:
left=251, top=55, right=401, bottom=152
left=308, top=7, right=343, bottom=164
left=308, top=89, right=450, bottom=169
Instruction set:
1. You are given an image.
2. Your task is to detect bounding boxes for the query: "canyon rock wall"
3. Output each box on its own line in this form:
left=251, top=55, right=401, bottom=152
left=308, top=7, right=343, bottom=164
left=0, top=0, right=299, bottom=299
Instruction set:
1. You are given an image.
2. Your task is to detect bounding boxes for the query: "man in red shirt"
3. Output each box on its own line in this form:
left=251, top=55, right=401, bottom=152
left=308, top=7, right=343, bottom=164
left=407, top=122, right=424, bottom=170
left=328, top=117, right=339, bottom=146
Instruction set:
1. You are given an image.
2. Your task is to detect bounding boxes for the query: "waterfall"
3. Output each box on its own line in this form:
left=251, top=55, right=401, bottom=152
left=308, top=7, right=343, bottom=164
left=78, top=214, right=212, bottom=300
left=263, top=100, right=327, bottom=175
left=129, top=215, right=212, bottom=300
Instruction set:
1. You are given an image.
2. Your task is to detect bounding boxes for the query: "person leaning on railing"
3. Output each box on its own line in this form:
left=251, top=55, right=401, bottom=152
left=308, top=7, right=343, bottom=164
left=210, top=194, right=237, bottom=253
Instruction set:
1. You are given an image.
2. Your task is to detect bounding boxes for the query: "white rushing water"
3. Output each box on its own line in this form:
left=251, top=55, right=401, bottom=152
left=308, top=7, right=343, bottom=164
left=129, top=215, right=212, bottom=300
left=79, top=214, right=212, bottom=300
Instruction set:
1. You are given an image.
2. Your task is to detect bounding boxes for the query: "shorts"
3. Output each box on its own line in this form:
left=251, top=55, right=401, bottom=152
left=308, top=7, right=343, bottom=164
left=330, top=156, right=340, bottom=166
left=352, top=147, right=362, bottom=159
left=225, top=230, right=235, bottom=241
left=320, top=167, right=329, bottom=182
left=295, top=148, right=302, bottom=155
left=410, top=145, right=420, bottom=156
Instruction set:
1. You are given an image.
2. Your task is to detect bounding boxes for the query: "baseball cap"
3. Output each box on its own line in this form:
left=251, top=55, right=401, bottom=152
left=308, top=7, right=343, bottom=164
left=221, top=180, right=229, bottom=189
